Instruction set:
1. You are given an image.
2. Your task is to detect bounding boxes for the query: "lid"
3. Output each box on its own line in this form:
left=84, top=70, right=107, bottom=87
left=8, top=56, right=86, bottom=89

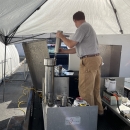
left=109, top=78, right=116, bottom=81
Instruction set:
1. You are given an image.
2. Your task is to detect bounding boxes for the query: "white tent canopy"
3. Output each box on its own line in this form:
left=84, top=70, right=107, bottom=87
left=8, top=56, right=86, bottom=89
left=0, top=0, right=46, bottom=36
left=0, top=0, right=130, bottom=43
left=16, top=0, right=130, bottom=36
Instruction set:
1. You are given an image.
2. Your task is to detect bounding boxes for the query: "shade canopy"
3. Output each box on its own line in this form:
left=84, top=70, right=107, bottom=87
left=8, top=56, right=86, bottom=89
left=0, top=0, right=46, bottom=36
left=16, top=0, right=130, bottom=35
left=0, top=0, right=130, bottom=44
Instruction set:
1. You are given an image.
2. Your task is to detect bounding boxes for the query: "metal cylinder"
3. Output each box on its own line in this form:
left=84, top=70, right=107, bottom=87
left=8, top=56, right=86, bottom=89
left=54, top=30, right=63, bottom=53
left=44, top=58, right=55, bottom=106
left=62, top=95, right=67, bottom=107
left=42, top=77, right=46, bottom=103
left=44, top=58, right=56, bottom=66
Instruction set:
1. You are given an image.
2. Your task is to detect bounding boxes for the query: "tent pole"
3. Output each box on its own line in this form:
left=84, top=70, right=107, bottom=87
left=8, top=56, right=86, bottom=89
left=109, top=0, right=123, bottom=34
left=3, top=36, right=7, bottom=102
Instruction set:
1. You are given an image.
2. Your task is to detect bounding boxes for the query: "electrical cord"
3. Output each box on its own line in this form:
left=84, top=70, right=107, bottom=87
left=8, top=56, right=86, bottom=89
left=18, top=86, right=30, bottom=115
left=18, top=83, right=42, bottom=115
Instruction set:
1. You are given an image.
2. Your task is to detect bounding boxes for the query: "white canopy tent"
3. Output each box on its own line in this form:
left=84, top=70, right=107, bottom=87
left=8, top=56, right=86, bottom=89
left=0, top=0, right=47, bottom=43
left=0, top=0, right=129, bottom=44
left=0, top=0, right=130, bottom=44
left=16, top=0, right=130, bottom=36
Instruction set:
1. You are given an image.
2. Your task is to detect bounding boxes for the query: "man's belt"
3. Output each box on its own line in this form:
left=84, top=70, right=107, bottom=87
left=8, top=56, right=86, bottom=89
left=80, top=53, right=100, bottom=59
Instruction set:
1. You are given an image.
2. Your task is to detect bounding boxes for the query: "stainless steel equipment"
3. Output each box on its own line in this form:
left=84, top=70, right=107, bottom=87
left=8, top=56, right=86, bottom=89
left=54, top=30, right=63, bottom=53
left=99, top=44, right=122, bottom=77
left=43, top=105, right=98, bottom=130
left=43, top=58, right=69, bottom=107
left=42, top=58, right=98, bottom=130
left=43, top=58, right=55, bottom=106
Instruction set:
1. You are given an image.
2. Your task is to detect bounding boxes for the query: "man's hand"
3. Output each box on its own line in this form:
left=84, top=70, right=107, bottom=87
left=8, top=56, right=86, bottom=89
left=59, top=48, right=66, bottom=53
left=56, top=31, right=77, bottom=48
left=56, top=31, right=64, bottom=39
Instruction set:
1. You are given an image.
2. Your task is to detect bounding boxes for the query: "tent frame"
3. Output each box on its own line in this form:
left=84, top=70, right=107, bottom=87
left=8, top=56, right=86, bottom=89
left=109, top=0, right=123, bottom=34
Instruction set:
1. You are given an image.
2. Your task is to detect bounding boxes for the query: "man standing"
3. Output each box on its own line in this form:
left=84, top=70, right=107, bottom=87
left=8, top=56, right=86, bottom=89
left=56, top=11, right=103, bottom=115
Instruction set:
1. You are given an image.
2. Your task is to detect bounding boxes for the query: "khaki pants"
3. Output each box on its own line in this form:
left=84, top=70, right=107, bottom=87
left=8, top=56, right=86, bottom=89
left=78, top=56, right=103, bottom=114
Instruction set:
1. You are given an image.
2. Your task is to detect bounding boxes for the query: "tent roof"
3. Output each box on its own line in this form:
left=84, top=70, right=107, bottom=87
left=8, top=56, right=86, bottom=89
left=16, top=0, right=130, bottom=35
left=0, top=0, right=46, bottom=36
left=1, top=0, right=130, bottom=41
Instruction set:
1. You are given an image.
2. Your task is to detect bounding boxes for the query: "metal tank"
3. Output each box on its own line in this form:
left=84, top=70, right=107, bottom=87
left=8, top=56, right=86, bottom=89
left=43, top=58, right=55, bottom=106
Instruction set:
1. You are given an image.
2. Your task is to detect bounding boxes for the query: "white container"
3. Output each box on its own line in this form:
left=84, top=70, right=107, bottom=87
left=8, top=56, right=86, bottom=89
left=105, top=79, right=109, bottom=88
left=122, top=97, right=128, bottom=103
left=105, top=78, right=116, bottom=92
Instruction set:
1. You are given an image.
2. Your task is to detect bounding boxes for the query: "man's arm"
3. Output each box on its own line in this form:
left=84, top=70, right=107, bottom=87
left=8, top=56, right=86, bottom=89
left=59, top=48, right=76, bottom=54
left=56, top=32, right=77, bottom=48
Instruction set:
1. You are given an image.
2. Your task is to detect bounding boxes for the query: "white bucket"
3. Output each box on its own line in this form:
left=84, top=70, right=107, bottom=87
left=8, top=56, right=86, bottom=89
left=105, top=78, right=116, bottom=92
